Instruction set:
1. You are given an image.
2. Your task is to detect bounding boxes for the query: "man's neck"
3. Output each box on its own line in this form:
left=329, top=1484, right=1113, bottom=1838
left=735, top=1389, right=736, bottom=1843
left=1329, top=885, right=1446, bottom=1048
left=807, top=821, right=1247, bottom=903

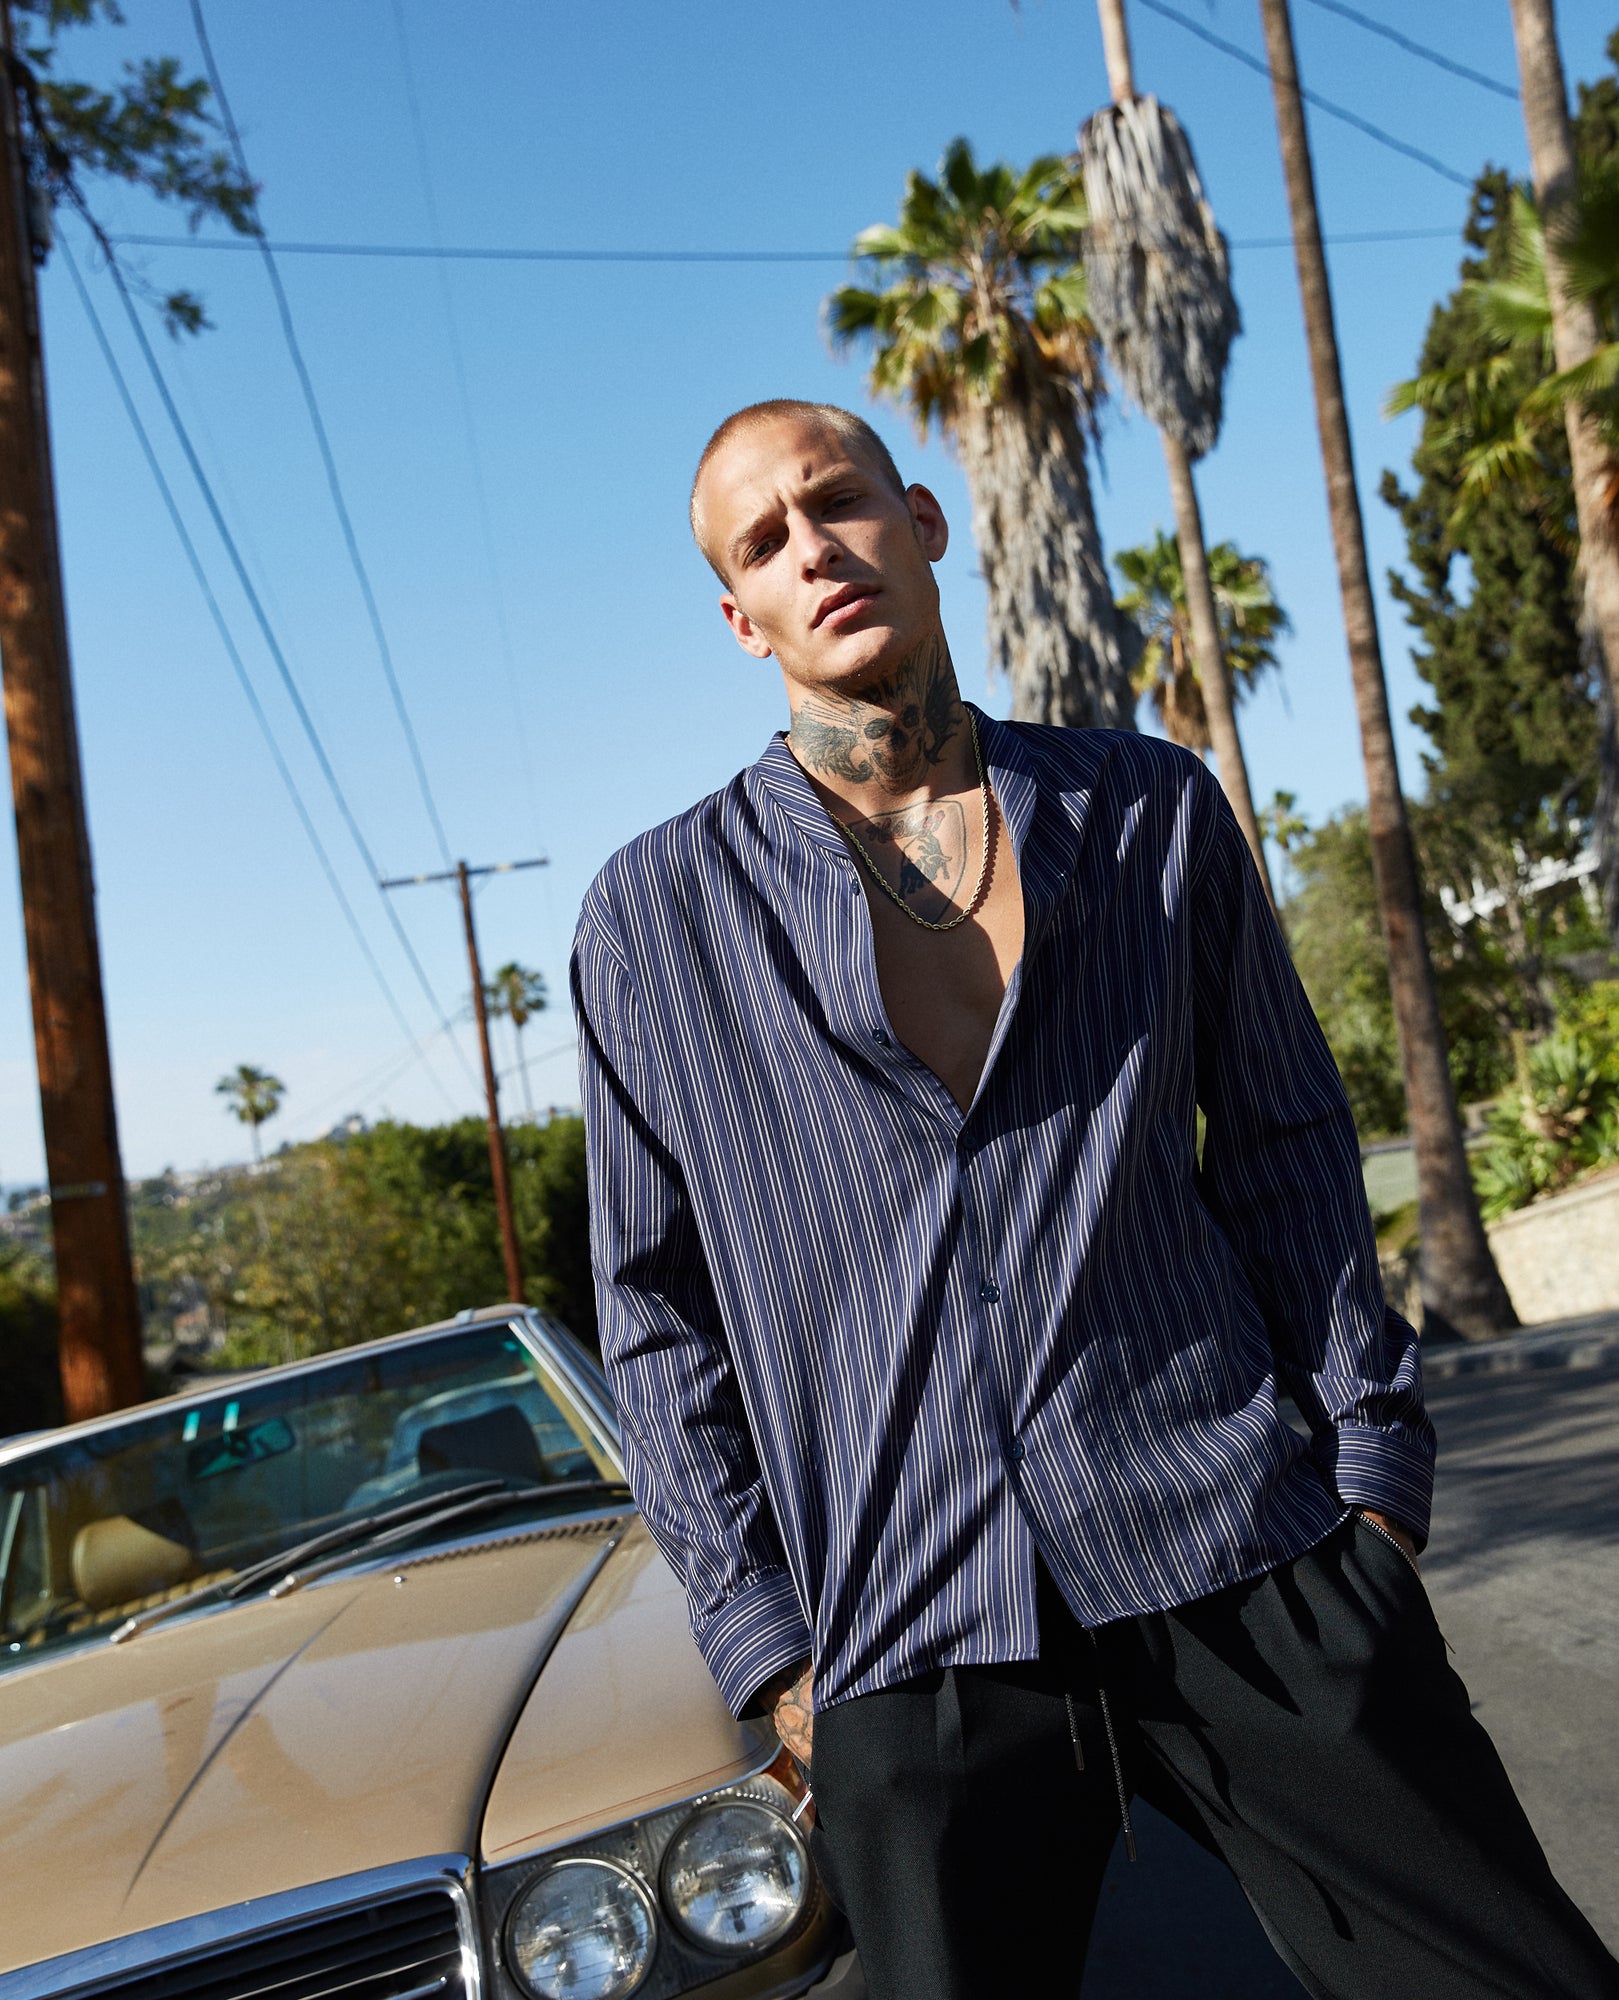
left=785, top=630, right=973, bottom=822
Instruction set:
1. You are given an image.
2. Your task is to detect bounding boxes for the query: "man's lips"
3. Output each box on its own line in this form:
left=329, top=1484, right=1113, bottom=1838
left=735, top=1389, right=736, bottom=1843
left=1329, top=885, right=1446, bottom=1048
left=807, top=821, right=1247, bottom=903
left=813, top=585, right=879, bottom=631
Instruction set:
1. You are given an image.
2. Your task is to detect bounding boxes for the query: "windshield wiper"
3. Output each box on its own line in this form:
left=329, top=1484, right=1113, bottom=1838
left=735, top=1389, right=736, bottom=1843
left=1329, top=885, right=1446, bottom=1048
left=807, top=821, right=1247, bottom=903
left=108, top=1476, right=631, bottom=1644
left=261, top=1477, right=634, bottom=1598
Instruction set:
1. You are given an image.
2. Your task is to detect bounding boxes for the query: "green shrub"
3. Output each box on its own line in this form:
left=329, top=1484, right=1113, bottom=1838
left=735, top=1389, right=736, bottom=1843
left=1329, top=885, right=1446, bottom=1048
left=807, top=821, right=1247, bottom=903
left=0, top=1245, right=61, bottom=1437
left=1472, top=1024, right=1619, bottom=1219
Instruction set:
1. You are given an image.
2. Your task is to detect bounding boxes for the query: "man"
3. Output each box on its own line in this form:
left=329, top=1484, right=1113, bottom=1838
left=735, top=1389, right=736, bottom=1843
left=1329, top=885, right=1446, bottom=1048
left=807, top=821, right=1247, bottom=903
left=573, top=398, right=1617, bottom=1999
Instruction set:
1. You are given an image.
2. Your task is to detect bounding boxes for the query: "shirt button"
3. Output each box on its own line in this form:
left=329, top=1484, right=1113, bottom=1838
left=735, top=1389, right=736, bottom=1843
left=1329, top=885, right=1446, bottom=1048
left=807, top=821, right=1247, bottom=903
left=1008, top=1439, right=1026, bottom=1463
left=980, top=1281, right=1001, bottom=1304
left=871, top=1028, right=890, bottom=1046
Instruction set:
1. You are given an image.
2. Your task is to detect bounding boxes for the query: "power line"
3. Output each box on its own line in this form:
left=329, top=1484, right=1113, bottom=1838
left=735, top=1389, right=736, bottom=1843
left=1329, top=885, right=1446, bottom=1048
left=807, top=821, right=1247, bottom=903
left=59, top=232, right=461, bottom=1115
left=109, top=234, right=854, bottom=263
left=385, top=0, right=548, bottom=865
left=286, top=1014, right=469, bottom=1136
left=1133, top=0, right=1475, bottom=189
left=107, top=225, right=1465, bottom=261
left=1299, top=0, right=1518, bottom=100
left=78, top=212, right=482, bottom=1095
left=189, top=0, right=455, bottom=873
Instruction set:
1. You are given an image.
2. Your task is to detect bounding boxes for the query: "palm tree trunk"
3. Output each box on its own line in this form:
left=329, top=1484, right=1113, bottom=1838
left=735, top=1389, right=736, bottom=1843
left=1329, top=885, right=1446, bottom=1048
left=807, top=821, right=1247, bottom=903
left=1160, top=434, right=1276, bottom=903
left=954, top=367, right=1138, bottom=730
left=1090, top=0, right=1273, bottom=903
left=1509, top=0, right=1619, bottom=943
left=1258, top=0, right=1517, bottom=1341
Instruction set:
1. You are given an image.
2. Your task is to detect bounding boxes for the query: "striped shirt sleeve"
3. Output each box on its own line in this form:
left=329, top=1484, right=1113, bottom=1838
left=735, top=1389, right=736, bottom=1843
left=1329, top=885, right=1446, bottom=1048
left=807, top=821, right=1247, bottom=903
left=1187, top=765, right=1437, bottom=1545
left=572, top=884, right=814, bottom=1713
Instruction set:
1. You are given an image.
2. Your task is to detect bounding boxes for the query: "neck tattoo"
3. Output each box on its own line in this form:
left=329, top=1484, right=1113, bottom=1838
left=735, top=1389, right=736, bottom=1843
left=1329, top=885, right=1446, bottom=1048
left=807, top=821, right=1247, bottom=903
left=839, top=709, right=991, bottom=933
left=787, top=632, right=962, bottom=793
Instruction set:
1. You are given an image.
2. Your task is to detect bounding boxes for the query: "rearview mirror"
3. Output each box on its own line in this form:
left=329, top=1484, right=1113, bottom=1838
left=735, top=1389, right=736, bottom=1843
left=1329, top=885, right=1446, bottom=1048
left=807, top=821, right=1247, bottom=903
left=187, top=1416, right=296, bottom=1481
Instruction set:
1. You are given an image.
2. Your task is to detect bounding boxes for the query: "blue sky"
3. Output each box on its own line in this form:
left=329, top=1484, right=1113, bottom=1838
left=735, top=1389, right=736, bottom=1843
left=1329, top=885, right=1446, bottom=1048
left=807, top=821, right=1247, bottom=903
left=3, top=0, right=1614, bottom=1183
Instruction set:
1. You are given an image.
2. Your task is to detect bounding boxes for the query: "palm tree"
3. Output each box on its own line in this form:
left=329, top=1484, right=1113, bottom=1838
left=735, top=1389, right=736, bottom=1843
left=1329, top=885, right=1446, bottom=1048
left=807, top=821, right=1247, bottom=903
left=1116, top=532, right=1288, bottom=753
left=1079, top=1, right=1271, bottom=899
left=216, top=1063, right=286, bottom=1165
left=1258, top=0, right=1517, bottom=1340
left=484, top=962, right=547, bottom=1118
left=827, top=139, right=1138, bottom=730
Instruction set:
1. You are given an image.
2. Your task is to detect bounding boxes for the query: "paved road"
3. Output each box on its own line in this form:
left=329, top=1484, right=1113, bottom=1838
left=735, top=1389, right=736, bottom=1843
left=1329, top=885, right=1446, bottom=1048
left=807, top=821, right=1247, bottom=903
left=1081, top=1356, right=1619, bottom=1995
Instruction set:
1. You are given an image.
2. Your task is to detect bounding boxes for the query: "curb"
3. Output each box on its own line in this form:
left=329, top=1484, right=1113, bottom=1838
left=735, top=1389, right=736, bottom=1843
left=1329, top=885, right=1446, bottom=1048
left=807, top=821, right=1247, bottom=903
left=1423, top=1312, right=1619, bottom=1379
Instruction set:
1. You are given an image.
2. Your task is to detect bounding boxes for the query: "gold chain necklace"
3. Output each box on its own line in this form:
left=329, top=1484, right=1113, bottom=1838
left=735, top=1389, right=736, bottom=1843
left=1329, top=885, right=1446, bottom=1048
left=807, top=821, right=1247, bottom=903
left=838, top=711, right=991, bottom=934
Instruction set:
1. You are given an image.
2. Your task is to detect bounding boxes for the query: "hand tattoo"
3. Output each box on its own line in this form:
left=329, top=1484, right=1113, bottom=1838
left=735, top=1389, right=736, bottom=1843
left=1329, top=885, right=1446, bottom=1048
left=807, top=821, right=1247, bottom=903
left=789, top=632, right=963, bottom=795
left=770, top=1660, right=814, bottom=1767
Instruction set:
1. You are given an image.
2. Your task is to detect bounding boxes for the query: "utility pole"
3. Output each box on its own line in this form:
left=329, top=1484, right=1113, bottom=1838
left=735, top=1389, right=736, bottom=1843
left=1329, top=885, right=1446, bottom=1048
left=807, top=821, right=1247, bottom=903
left=381, top=857, right=546, bottom=1307
left=1256, top=0, right=1516, bottom=1341
left=1508, top=0, right=1619, bottom=939
left=0, top=9, right=144, bottom=1415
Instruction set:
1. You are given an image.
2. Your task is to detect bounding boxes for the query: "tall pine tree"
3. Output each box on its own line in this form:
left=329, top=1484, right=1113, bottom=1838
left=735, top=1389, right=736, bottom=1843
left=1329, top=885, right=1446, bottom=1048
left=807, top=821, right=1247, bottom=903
left=1380, top=49, right=1619, bottom=1040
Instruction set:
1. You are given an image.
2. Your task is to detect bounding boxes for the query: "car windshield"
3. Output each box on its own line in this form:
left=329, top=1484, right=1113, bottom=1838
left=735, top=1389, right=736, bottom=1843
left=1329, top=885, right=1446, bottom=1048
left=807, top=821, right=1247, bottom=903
left=0, top=1323, right=620, bottom=1673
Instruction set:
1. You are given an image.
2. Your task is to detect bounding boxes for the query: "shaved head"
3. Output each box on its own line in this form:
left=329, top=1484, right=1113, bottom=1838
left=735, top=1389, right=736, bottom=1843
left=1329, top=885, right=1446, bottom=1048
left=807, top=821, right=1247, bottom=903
left=690, top=399, right=906, bottom=584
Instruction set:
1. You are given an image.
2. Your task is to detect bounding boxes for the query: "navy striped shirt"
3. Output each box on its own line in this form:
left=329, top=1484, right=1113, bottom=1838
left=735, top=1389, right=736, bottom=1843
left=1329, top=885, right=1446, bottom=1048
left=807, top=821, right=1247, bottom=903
left=573, top=713, right=1433, bottom=1718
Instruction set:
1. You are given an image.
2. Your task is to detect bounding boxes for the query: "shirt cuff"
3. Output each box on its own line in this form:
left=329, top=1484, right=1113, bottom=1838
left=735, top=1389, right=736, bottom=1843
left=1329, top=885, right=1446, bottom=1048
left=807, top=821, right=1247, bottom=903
left=693, top=1569, right=814, bottom=1719
left=1313, top=1424, right=1435, bottom=1550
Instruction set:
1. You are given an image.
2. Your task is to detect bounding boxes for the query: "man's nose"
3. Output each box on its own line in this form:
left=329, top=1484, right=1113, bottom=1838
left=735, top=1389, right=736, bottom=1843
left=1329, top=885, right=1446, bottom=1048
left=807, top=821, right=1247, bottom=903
left=791, top=512, right=842, bottom=575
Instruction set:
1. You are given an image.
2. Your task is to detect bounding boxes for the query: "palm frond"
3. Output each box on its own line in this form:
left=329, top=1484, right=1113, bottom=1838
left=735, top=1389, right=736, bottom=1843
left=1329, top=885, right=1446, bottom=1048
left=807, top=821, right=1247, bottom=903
left=827, top=136, right=1101, bottom=438
left=1078, top=94, right=1238, bottom=459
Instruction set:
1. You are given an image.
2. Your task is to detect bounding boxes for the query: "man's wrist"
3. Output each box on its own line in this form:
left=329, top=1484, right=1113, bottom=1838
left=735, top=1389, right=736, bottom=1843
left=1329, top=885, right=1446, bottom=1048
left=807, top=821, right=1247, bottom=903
left=752, top=1656, right=812, bottom=1715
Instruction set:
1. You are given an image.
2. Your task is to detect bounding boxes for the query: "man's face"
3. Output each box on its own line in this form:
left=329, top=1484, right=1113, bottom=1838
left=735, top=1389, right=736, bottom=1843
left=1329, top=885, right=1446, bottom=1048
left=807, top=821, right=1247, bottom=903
left=698, top=416, right=949, bottom=699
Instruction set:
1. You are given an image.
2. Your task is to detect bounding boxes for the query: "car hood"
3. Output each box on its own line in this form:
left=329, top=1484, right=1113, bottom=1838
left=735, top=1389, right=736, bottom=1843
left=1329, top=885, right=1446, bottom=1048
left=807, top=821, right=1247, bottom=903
left=0, top=1516, right=623, bottom=1975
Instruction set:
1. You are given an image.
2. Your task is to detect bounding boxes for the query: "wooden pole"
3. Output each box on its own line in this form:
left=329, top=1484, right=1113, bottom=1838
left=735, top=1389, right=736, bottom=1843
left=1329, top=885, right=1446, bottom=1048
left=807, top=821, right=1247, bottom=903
left=0, top=14, right=144, bottom=1414
left=457, top=861, right=525, bottom=1306
left=1257, top=0, right=1516, bottom=1339
left=1508, top=0, right=1619, bottom=938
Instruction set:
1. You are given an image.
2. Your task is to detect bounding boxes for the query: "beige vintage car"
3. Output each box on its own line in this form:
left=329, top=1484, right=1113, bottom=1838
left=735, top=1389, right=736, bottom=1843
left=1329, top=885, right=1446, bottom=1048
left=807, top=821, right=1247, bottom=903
left=0, top=1307, right=857, bottom=2000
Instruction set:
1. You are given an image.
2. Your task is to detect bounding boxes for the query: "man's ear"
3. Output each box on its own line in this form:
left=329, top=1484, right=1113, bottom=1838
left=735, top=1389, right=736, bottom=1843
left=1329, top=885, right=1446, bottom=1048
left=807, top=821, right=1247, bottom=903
left=721, top=593, right=775, bottom=660
left=906, top=484, right=949, bottom=562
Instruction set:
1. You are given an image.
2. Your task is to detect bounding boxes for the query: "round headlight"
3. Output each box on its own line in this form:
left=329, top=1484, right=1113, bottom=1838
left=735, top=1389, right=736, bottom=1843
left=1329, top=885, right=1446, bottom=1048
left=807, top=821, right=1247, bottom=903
left=661, top=1799, right=808, bottom=1956
left=505, top=1857, right=656, bottom=2000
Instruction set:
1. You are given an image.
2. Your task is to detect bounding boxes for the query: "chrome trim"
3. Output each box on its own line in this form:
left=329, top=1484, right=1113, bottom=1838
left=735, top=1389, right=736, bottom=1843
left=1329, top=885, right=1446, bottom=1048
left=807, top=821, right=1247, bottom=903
left=0, top=1304, right=616, bottom=1473
left=511, top=1311, right=623, bottom=1462
left=482, top=1733, right=784, bottom=1870
left=0, top=1854, right=481, bottom=2000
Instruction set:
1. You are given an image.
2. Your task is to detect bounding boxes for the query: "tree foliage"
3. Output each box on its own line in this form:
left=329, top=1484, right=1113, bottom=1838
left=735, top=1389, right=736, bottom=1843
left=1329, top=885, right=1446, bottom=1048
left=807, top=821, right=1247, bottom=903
left=1115, top=530, right=1287, bottom=752
left=1379, top=68, right=1619, bottom=1047
left=133, top=1116, right=595, bottom=1367
left=1283, top=806, right=1519, bottom=1138
left=215, top=1062, right=285, bottom=1161
left=0, top=1241, right=61, bottom=1437
left=828, top=139, right=1137, bottom=729
left=12, top=0, right=257, bottom=331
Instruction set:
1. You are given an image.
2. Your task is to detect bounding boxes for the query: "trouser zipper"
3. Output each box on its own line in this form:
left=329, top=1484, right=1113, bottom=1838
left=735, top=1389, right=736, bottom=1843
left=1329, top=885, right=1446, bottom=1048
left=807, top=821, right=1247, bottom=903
left=1357, top=1511, right=1422, bottom=1581
left=1074, top=1632, right=1136, bottom=1863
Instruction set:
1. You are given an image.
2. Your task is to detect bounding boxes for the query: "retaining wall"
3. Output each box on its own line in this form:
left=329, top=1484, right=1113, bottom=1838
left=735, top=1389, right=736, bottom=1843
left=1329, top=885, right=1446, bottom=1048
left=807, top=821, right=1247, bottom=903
left=1484, top=1170, right=1619, bottom=1324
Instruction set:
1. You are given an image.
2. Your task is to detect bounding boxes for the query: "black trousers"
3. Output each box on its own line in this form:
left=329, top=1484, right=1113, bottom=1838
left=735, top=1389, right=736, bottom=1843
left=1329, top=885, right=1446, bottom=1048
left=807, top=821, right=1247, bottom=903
left=809, top=1516, right=1619, bottom=2000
